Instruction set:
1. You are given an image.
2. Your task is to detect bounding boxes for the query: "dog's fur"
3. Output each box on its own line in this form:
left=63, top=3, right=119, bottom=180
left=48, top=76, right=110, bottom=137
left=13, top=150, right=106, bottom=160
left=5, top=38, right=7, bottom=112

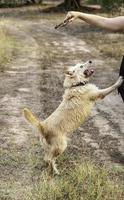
left=23, top=61, right=123, bottom=174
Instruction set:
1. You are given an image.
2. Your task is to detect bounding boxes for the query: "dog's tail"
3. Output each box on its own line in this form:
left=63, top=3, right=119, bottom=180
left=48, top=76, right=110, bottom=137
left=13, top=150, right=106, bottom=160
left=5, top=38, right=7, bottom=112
left=23, top=108, right=44, bottom=133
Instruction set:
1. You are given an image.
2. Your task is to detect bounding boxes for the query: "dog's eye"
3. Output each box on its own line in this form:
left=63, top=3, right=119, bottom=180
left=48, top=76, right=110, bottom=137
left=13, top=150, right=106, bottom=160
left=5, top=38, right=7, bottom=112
left=80, top=65, right=83, bottom=68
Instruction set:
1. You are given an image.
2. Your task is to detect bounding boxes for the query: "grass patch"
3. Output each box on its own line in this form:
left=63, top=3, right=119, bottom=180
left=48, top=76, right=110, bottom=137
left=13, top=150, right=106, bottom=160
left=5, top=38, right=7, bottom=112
left=0, top=24, right=15, bottom=68
left=87, top=33, right=124, bottom=58
left=82, top=31, right=124, bottom=59
left=27, top=162, right=123, bottom=200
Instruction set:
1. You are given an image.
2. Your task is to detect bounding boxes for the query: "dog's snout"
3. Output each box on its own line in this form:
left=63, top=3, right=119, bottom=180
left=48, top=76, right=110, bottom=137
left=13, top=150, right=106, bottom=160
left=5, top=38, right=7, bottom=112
left=89, top=60, right=92, bottom=64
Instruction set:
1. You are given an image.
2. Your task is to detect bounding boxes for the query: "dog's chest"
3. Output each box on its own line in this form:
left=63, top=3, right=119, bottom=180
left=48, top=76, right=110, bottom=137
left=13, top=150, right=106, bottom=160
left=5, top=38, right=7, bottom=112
left=44, top=85, right=97, bottom=134
left=67, top=95, right=92, bottom=118
left=59, top=87, right=95, bottom=132
left=48, top=89, right=94, bottom=133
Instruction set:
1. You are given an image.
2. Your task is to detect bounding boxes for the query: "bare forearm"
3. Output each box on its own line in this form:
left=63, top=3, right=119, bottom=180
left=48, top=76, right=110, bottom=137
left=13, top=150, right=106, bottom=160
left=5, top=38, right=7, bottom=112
left=75, top=12, right=124, bottom=31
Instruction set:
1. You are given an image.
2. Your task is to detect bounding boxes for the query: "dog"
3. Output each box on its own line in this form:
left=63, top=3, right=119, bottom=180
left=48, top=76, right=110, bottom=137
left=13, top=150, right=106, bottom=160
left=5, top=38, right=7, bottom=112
left=23, top=60, right=123, bottom=174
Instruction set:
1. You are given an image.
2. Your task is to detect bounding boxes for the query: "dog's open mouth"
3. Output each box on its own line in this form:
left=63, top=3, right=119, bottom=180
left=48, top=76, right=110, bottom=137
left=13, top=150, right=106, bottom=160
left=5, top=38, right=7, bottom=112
left=84, top=69, right=94, bottom=77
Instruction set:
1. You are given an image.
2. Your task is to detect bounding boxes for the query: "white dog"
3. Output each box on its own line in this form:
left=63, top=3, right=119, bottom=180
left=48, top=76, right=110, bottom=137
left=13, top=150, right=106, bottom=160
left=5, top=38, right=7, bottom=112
left=24, top=60, right=123, bottom=174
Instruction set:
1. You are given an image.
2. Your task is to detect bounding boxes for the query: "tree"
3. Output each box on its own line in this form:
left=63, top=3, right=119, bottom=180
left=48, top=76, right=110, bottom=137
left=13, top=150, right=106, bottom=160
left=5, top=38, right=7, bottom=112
left=58, top=0, right=82, bottom=10
left=88, top=0, right=123, bottom=10
left=64, top=0, right=81, bottom=9
left=101, top=0, right=122, bottom=10
left=26, top=0, right=42, bottom=4
left=0, top=0, right=43, bottom=7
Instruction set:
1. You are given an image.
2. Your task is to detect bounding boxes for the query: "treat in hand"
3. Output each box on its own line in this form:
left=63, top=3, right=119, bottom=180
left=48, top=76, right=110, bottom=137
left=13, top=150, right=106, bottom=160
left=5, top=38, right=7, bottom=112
left=55, top=19, right=70, bottom=29
left=55, top=12, right=79, bottom=29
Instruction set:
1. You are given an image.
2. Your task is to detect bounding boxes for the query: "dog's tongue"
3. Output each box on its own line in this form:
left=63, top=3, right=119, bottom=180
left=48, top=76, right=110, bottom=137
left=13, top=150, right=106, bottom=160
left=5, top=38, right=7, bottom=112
left=84, top=69, right=94, bottom=77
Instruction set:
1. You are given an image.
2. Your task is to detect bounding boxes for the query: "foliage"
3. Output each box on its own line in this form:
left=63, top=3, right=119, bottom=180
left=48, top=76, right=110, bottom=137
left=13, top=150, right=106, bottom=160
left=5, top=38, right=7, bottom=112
left=88, top=0, right=123, bottom=10
left=0, top=0, right=43, bottom=7
left=0, top=25, right=14, bottom=67
left=26, top=162, right=124, bottom=200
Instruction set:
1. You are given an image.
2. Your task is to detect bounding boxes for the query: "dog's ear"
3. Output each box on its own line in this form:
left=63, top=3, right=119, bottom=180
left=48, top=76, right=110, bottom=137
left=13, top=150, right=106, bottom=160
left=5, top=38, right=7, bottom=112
left=65, top=68, right=75, bottom=77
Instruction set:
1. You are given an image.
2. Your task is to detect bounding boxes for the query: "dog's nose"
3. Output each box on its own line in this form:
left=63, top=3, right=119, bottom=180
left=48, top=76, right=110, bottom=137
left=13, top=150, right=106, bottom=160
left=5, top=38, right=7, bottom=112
left=89, top=60, right=92, bottom=64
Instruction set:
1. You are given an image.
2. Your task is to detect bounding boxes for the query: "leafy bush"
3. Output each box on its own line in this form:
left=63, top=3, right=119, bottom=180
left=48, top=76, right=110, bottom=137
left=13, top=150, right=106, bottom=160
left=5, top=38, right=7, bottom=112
left=0, top=0, right=42, bottom=7
left=88, top=0, right=123, bottom=10
left=0, top=26, right=14, bottom=67
left=100, top=0, right=123, bottom=10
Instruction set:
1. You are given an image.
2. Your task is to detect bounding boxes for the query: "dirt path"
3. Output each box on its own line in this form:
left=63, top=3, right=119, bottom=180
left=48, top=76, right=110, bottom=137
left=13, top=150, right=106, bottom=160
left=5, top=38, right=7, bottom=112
left=0, top=10, right=124, bottom=199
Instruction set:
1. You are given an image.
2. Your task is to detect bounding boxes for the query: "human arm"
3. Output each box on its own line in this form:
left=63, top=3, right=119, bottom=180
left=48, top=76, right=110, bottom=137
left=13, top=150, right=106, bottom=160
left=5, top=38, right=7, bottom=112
left=64, top=11, right=124, bottom=31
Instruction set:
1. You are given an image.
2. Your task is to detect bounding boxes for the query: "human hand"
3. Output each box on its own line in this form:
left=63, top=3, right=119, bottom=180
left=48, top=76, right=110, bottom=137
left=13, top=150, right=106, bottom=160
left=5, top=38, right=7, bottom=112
left=55, top=11, right=80, bottom=29
left=64, top=11, right=80, bottom=23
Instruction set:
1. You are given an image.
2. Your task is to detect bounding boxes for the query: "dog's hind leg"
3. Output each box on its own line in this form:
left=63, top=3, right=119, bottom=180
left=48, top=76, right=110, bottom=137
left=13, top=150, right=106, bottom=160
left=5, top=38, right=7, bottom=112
left=44, top=136, right=67, bottom=174
left=44, top=147, right=62, bottom=175
left=43, top=149, right=59, bottom=174
left=51, top=159, right=60, bottom=175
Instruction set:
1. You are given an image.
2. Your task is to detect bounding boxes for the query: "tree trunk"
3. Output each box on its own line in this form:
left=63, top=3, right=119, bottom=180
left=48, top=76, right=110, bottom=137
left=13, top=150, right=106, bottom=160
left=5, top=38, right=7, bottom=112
left=58, top=0, right=81, bottom=10
left=26, top=0, right=42, bottom=4
left=64, top=0, right=81, bottom=8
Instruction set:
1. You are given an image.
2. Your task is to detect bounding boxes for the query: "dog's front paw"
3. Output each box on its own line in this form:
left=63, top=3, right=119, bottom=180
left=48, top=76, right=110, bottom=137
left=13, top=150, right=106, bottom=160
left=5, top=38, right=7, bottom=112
left=115, top=76, right=124, bottom=87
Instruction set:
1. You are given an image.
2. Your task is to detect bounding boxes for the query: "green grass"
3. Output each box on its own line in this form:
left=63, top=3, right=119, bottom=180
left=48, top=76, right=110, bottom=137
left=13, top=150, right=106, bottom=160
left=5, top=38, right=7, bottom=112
left=26, top=161, right=123, bottom=200
left=1, top=139, right=124, bottom=200
left=82, top=30, right=124, bottom=59
left=0, top=25, right=15, bottom=67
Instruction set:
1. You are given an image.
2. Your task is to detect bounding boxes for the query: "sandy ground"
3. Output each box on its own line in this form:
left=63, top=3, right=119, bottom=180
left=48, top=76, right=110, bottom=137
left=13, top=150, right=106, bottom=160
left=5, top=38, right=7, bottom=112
left=0, top=7, right=124, bottom=199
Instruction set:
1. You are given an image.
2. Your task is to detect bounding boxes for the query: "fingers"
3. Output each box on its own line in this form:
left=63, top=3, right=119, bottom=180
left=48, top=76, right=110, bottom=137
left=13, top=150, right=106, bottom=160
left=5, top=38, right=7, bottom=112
left=64, top=11, right=78, bottom=23
left=64, top=12, right=73, bottom=22
left=55, top=11, right=78, bottom=29
left=67, top=17, right=76, bottom=23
